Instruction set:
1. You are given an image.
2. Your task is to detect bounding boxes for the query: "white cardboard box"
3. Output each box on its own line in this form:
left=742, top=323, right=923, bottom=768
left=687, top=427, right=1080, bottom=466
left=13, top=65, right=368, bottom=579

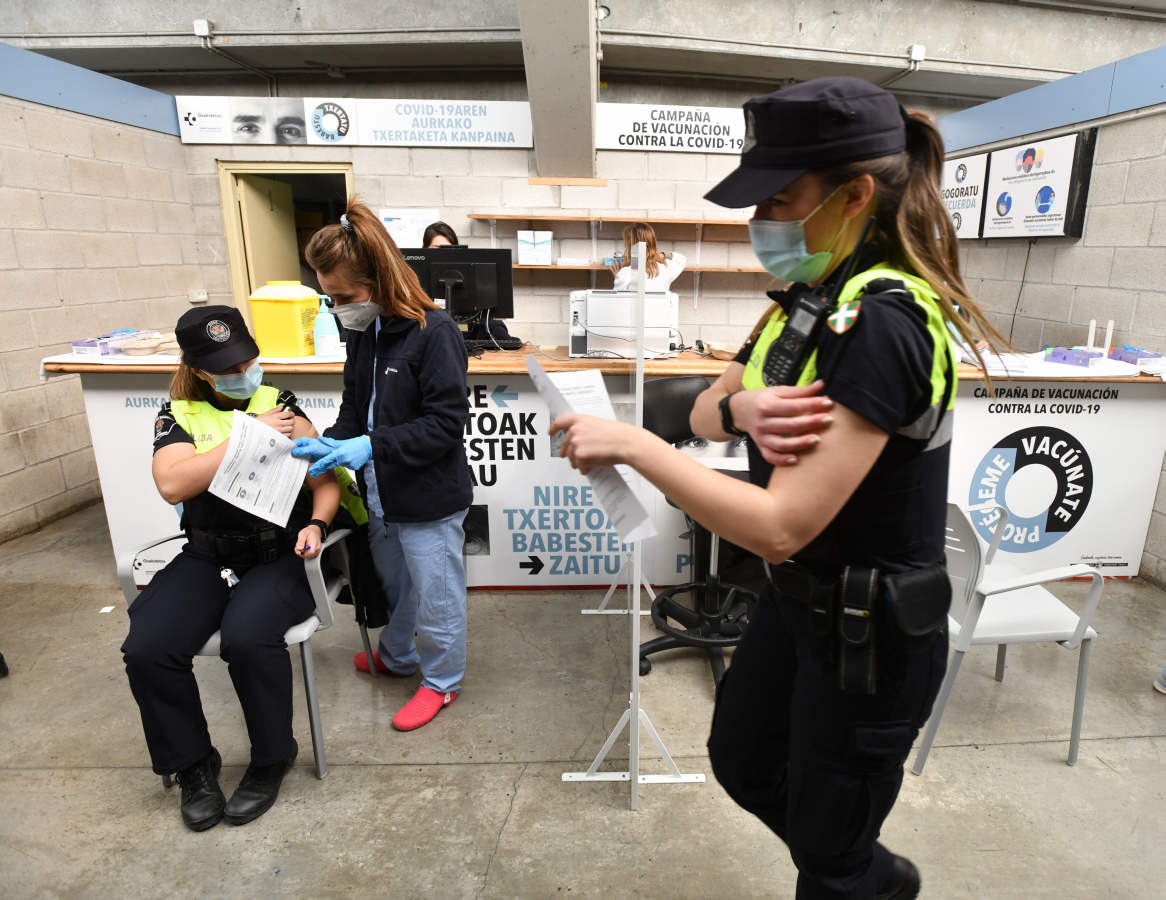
left=517, top=230, right=553, bottom=265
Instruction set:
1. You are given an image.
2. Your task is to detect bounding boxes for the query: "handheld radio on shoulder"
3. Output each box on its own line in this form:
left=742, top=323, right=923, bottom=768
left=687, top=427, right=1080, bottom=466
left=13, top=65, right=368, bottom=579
left=760, top=217, right=875, bottom=387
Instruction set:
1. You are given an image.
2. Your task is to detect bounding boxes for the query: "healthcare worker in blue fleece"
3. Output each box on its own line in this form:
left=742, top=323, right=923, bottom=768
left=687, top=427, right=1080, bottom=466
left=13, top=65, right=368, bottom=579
left=293, top=200, right=472, bottom=732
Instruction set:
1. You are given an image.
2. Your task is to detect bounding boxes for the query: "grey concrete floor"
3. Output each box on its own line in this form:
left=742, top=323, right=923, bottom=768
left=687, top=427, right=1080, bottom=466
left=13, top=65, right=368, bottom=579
left=1, top=503, right=1164, bottom=899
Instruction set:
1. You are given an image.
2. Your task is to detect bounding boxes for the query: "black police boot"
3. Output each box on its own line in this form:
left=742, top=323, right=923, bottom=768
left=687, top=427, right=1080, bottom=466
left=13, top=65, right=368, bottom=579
left=877, top=854, right=921, bottom=900
left=224, top=740, right=298, bottom=826
left=175, top=747, right=225, bottom=832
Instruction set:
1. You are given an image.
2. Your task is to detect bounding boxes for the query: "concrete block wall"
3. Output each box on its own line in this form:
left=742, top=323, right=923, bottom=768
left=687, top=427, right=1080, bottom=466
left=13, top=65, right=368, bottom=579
left=957, top=110, right=1166, bottom=585
left=0, top=96, right=200, bottom=542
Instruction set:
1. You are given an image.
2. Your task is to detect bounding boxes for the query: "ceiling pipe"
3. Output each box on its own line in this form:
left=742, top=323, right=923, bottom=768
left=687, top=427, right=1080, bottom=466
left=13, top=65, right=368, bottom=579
left=196, top=22, right=277, bottom=97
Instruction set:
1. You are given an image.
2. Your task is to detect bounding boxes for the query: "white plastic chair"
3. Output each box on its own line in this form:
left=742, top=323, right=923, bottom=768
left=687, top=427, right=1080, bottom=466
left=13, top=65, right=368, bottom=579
left=911, top=504, right=1104, bottom=775
left=117, top=528, right=352, bottom=783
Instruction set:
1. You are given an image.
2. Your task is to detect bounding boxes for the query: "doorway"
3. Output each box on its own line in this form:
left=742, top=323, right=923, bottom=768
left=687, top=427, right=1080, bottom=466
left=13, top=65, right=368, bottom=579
left=217, top=161, right=352, bottom=324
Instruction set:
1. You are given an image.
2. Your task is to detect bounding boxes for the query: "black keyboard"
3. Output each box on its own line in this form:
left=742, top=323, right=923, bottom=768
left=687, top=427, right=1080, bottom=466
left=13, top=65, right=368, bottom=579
left=464, top=337, right=525, bottom=352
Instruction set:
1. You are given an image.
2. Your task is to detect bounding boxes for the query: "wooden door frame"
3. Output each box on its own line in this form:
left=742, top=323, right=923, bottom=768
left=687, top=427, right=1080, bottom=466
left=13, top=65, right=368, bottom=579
left=217, top=161, right=354, bottom=327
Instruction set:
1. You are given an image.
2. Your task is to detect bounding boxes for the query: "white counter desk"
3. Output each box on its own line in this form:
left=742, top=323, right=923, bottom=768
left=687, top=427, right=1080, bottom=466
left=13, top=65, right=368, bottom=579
left=43, top=348, right=1166, bottom=586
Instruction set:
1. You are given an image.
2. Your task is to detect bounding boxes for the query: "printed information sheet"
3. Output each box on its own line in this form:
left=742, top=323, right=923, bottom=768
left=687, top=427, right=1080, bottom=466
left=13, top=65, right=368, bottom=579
left=526, top=356, right=657, bottom=543
left=208, top=411, right=309, bottom=528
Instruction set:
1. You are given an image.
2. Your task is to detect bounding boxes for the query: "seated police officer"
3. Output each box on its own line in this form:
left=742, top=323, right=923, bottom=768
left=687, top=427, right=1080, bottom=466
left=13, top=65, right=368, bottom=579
left=121, top=306, right=341, bottom=831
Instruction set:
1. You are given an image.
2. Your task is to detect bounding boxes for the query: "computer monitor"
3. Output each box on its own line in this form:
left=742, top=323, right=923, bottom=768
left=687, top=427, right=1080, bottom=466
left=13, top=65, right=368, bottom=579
left=400, top=247, right=514, bottom=322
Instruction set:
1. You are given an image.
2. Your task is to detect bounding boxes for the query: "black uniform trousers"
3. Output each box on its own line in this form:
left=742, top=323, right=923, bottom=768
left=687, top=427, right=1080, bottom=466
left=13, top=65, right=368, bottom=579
left=121, top=547, right=315, bottom=775
left=708, top=584, right=947, bottom=900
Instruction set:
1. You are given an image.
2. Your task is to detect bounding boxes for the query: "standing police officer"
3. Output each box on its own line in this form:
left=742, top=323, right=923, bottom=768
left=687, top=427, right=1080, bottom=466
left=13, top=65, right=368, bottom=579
left=551, top=77, right=1006, bottom=898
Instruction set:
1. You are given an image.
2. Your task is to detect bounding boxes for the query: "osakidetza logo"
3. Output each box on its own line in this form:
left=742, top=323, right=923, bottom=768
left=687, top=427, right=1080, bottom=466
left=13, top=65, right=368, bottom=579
left=968, top=426, right=1092, bottom=552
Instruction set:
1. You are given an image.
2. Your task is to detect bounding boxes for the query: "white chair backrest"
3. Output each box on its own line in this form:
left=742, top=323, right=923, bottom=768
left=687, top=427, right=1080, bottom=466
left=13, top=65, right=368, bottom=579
left=305, top=528, right=352, bottom=631
left=118, top=533, right=186, bottom=606
left=943, top=503, right=983, bottom=625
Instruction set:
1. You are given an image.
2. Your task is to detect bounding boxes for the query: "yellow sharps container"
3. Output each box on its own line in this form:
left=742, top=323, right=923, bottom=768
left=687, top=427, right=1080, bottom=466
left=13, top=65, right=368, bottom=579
left=249, top=281, right=320, bottom=357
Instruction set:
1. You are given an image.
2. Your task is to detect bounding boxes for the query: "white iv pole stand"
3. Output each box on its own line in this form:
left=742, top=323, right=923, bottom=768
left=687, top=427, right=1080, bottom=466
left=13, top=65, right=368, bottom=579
left=562, top=240, right=705, bottom=808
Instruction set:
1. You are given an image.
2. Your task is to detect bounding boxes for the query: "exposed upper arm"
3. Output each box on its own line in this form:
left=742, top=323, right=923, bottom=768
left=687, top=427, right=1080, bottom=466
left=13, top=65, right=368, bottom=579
left=761, top=399, right=889, bottom=555
left=151, top=441, right=197, bottom=501
left=292, top=415, right=318, bottom=440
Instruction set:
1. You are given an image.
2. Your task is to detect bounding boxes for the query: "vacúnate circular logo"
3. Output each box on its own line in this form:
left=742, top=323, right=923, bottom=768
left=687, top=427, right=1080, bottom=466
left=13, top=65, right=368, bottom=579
left=995, top=192, right=1012, bottom=217
left=954, top=163, right=967, bottom=183
left=968, top=426, right=1092, bottom=552
left=312, top=102, right=350, bottom=142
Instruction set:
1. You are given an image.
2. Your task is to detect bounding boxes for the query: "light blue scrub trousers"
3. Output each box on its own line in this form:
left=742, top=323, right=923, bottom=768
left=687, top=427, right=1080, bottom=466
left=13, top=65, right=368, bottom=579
left=366, top=508, right=468, bottom=694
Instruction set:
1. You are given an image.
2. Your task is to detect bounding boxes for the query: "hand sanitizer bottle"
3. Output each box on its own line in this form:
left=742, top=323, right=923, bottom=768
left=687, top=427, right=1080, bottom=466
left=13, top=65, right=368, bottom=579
left=313, top=297, right=342, bottom=358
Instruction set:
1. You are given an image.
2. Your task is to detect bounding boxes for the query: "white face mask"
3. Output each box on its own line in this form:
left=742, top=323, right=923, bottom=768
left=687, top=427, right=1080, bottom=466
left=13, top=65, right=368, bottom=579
left=748, top=185, right=846, bottom=283
left=332, top=300, right=379, bottom=331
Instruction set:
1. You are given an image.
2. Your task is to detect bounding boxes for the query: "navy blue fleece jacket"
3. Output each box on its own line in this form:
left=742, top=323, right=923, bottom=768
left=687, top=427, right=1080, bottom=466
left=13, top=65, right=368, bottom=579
left=324, top=309, right=473, bottom=522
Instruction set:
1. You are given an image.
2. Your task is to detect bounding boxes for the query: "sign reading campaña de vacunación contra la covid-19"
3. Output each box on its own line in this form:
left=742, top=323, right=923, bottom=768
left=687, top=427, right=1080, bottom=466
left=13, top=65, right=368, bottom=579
left=595, top=103, right=745, bottom=154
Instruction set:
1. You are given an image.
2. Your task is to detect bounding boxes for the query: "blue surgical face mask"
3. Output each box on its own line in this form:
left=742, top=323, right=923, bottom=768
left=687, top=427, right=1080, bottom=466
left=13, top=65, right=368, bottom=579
left=749, top=185, right=846, bottom=284
left=213, top=361, right=264, bottom=399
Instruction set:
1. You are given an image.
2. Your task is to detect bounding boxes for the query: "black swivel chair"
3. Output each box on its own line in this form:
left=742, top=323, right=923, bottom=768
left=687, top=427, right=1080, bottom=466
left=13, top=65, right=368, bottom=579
left=639, top=376, right=760, bottom=686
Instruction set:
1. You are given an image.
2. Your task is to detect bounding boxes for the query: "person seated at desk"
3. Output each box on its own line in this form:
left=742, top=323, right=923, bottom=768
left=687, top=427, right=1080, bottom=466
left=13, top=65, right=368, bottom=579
left=423, top=221, right=460, bottom=249
left=121, top=306, right=341, bottom=832
left=610, top=222, right=686, bottom=291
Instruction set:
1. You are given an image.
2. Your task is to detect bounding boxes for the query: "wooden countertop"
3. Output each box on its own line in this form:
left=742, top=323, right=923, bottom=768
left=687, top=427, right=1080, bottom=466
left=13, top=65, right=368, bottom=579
left=43, top=348, right=732, bottom=377
left=41, top=348, right=1166, bottom=383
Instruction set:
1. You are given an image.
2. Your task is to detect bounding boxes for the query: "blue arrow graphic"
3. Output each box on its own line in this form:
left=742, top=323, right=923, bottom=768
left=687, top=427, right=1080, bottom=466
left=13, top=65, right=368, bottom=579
left=492, top=385, right=518, bottom=408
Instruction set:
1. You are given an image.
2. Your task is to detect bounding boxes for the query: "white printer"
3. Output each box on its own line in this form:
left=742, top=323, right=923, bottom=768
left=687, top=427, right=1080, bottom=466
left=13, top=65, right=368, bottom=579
left=567, top=289, right=680, bottom=358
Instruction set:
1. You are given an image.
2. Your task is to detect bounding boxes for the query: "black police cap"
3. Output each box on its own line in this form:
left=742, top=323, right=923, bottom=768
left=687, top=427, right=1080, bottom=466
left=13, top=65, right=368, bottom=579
left=175, top=305, right=260, bottom=373
left=705, top=76, right=907, bottom=209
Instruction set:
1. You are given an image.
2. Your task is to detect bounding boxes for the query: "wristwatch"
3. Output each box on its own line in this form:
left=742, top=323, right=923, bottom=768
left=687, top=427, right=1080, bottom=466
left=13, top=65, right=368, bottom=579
left=718, top=392, right=746, bottom=437
left=307, top=518, right=330, bottom=541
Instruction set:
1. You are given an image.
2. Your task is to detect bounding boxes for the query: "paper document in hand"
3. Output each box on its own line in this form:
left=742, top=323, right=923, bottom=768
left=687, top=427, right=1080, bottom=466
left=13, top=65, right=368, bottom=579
left=207, top=410, right=309, bottom=528
left=525, top=356, right=657, bottom=543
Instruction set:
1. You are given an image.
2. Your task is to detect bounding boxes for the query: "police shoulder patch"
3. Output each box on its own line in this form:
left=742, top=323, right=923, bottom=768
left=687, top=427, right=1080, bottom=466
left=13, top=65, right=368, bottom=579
left=828, top=299, right=862, bottom=335
left=153, top=406, right=178, bottom=443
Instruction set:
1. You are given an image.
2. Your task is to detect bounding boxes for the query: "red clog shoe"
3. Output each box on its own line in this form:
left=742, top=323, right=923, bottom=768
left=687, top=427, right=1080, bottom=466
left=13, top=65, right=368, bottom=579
left=353, top=651, right=412, bottom=677
left=391, top=686, right=457, bottom=731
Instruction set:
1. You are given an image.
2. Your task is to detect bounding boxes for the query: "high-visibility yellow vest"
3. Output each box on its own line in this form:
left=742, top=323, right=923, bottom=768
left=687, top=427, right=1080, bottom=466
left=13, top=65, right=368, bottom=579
left=740, top=264, right=957, bottom=448
left=171, top=387, right=368, bottom=526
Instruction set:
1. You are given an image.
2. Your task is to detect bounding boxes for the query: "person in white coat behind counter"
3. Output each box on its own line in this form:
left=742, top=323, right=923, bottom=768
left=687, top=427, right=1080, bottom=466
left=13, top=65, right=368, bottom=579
left=610, top=222, right=686, bottom=291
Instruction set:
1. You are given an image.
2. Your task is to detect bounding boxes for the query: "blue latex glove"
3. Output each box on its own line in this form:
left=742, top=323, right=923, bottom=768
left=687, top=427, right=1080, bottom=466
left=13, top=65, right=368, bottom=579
left=298, top=435, right=373, bottom=478
left=291, top=436, right=332, bottom=461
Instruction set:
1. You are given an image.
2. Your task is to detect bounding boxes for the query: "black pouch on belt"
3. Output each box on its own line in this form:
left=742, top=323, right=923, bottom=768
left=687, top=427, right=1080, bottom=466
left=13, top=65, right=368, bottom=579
left=256, top=525, right=282, bottom=564
left=838, top=566, right=879, bottom=695
left=883, top=565, right=951, bottom=653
